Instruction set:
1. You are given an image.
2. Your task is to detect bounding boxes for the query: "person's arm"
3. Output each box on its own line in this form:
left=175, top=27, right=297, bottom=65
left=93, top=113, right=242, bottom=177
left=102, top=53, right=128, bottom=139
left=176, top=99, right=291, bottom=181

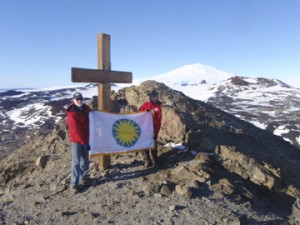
left=156, top=106, right=162, bottom=130
left=139, top=102, right=148, bottom=111
left=153, top=105, right=162, bottom=139
left=67, top=112, right=82, bottom=142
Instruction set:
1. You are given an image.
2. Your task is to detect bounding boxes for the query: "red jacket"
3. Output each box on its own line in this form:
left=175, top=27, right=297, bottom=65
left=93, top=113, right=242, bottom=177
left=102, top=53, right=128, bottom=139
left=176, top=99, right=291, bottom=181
left=139, top=100, right=162, bottom=138
left=66, top=103, right=91, bottom=144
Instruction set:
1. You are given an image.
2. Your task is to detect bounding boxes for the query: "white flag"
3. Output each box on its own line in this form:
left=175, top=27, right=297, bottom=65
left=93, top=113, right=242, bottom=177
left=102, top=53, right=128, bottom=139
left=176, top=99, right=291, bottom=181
left=89, top=111, right=154, bottom=155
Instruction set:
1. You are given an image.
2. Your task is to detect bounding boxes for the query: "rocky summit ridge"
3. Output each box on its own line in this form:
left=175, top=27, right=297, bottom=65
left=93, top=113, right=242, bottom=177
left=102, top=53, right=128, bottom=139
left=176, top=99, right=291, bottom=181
left=0, top=80, right=299, bottom=224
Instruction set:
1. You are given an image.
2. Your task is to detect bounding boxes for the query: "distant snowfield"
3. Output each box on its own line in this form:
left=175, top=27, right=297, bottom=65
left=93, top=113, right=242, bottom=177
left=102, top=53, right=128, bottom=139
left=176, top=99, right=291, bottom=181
left=2, top=63, right=299, bottom=148
left=6, top=103, right=53, bottom=128
left=166, top=84, right=213, bottom=101
left=13, top=83, right=214, bottom=102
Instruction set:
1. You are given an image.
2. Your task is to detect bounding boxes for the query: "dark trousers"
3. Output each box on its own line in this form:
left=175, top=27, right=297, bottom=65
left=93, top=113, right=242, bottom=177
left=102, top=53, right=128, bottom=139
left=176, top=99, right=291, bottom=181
left=143, top=149, right=158, bottom=161
left=143, top=140, right=158, bottom=162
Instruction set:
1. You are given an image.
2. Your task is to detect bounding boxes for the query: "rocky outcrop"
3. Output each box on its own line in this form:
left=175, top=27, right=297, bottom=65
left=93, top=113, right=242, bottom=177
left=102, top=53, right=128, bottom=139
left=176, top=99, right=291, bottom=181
left=112, top=80, right=300, bottom=200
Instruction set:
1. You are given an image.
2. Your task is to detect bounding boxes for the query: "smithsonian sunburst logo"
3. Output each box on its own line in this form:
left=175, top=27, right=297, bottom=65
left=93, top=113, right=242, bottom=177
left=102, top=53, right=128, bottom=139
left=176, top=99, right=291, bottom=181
left=112, top=118, right=141, bottom=147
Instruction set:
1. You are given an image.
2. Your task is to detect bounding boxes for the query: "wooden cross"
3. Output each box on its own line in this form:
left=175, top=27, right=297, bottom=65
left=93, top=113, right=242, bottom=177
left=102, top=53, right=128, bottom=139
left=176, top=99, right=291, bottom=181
left=71, top=33, right=132, bottom=171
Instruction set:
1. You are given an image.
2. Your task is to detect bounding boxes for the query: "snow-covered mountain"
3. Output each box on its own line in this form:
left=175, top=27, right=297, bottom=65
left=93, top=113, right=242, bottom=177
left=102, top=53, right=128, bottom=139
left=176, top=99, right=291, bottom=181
left=134, top=63, right=234, bottom=86
left=0, top=63, right=299, bottom=153
left=205, top=76, right=300, bottom=148
left=135, top=64, right=300, bottom=148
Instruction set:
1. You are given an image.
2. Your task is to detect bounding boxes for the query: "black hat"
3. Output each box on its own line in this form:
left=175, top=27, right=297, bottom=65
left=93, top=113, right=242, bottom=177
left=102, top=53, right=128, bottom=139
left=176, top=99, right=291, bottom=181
left=73, top=92, right=83, bottom=99
left=150, top=90, right=158, bottom=97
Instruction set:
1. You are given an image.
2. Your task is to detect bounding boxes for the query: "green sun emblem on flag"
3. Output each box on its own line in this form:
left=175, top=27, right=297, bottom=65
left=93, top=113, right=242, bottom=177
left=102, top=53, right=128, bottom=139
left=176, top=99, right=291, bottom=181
left=112, top=118, right=141, bottom=147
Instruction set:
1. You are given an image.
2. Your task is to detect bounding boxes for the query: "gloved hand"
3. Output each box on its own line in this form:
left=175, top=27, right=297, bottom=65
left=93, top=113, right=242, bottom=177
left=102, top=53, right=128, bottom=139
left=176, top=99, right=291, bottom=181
left=84, top=144, right=91, bottom=151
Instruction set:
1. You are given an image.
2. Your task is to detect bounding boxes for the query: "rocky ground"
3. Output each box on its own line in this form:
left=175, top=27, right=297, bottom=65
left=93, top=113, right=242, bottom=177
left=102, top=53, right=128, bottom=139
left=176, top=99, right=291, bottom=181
left=0, top=120, right=294, bottom=225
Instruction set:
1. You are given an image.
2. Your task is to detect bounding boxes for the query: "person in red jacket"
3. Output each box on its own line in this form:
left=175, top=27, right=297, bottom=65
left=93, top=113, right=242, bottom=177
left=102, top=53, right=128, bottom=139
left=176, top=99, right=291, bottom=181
left=66, top=92, right=91, bottom=193
left=139, top=90, right=162, bottom=168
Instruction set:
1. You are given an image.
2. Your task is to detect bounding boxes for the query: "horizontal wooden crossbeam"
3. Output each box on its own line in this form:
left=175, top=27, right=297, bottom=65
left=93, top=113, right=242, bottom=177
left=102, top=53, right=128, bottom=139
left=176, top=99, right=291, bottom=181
left=72, top=67, right=132, bottom=83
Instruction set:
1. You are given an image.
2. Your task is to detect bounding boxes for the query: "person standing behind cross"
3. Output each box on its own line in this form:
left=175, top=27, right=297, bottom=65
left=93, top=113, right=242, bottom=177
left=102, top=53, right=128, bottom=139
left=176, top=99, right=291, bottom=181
left=66, top=92, right=91, bottom=193
left=139, top=90, right=162, bottom=168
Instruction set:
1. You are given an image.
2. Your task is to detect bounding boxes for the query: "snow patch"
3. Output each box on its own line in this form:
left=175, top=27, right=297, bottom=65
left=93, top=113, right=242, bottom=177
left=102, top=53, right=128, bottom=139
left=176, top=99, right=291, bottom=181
left=296, top=136, right=300, bottom=146
left=249, top=121, right=267, bottom=130
left=274, top=125, right=290, bottom=136
left=6, top=103, right=53, bottom=128
left=164, top=142, right=186, bottom=150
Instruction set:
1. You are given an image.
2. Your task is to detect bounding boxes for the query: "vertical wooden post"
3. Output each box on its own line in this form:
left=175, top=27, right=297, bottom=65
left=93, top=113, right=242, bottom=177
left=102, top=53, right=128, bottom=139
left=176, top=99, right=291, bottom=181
left=72, top=33, right=132, bottom=171
left=97, top=33, right=111, bottom=170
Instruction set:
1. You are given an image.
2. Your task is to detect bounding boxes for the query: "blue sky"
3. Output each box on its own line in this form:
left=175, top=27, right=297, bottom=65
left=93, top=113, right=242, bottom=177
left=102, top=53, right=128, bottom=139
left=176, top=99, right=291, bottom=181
left=1, top=0, right=300, bottom=89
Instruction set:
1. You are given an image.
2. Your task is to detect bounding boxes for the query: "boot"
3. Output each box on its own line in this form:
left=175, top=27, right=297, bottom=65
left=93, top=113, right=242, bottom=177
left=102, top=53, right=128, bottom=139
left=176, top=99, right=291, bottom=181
left=151, top=149, right=159, bottom=167
left=143, top=150, right=152, bottom=168
left=144, top=158, right=152, bottom=168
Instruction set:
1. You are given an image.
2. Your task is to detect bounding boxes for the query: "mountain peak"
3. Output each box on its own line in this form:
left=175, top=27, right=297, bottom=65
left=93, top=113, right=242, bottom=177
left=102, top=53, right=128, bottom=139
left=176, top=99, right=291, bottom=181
left=209, top=76, right=292, bottom=93
left=135, top=63, right=234, bottom=85
left=228, top=76, right=250, bottom=86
